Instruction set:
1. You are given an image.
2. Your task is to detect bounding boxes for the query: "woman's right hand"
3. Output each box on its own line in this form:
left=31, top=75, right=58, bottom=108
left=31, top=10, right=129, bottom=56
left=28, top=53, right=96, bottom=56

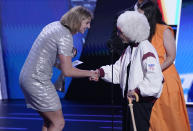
left=89, top=70, right=99, bottom=81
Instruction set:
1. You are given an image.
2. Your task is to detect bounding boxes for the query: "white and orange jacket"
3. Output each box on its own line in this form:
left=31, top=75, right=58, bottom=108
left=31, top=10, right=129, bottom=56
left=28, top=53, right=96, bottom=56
left=100, top=40, right=163, bottom=98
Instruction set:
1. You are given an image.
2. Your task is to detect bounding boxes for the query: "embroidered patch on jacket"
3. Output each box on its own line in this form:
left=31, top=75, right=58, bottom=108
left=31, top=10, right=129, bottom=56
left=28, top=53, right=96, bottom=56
left=148, top=64, right=155, bottom=71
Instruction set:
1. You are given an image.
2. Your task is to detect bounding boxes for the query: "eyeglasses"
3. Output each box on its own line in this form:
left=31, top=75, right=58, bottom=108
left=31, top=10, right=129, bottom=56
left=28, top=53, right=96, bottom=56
left=117, top=28, right=122, bottom=36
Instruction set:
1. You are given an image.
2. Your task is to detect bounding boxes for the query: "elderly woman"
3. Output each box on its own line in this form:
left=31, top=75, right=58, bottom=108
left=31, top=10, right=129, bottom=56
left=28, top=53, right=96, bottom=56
left=95, top=11, right=163, bottom=131
left=138, top=1, right=190, bottom=131
left=19, top=6, right=97, bottom=131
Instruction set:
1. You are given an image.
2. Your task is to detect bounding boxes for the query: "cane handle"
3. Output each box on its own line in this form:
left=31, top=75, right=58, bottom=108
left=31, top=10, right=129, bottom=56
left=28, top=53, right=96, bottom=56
left=128, top=92, right=139, bottom=104
left=134, top=92, right=139, bottom=102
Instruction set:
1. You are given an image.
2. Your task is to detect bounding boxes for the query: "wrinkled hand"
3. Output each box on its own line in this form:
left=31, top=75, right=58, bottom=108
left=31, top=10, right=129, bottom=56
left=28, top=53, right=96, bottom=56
left=89, top=70, right=100, bottom=81
left=127, top=90, right=136, bottom=102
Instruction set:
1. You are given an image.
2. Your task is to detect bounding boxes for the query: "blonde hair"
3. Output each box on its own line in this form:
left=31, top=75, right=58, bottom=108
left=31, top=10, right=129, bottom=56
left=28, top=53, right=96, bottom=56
left=60, top=6, right=93, bottom=34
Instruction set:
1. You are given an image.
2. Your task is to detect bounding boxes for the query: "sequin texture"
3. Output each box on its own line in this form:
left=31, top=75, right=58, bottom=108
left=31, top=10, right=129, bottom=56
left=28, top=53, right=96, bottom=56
left=19, top=21, right=73, bottom=112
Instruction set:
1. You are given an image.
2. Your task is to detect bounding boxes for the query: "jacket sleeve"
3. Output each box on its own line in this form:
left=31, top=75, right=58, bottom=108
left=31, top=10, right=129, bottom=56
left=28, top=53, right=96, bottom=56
left=137, top=52, right=163, bottom=98
left=100, top=57, right=122, bottom=84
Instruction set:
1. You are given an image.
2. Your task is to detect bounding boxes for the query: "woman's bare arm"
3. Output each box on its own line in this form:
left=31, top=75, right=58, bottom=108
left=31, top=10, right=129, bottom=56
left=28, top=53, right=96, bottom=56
left=59, top=54, right=96, bottom=78
left=161, top=28, right=176, bottom=71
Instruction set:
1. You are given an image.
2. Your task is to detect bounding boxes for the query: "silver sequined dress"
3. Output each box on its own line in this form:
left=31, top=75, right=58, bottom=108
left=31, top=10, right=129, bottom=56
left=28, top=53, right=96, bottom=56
left=19, top=21, right=73, bottom=112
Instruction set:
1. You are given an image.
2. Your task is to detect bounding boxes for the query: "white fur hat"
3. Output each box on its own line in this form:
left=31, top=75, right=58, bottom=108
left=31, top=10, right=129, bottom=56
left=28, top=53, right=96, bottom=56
left=117, top=11, right=150, bottom=43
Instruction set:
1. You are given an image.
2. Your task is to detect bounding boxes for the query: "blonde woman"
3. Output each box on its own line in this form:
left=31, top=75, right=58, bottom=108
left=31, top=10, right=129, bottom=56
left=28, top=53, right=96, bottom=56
left=19, top=6, right=97, bottom=131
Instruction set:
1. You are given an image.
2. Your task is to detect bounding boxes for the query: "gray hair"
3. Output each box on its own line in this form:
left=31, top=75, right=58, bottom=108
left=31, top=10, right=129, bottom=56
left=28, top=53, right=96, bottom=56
left=117, top=11, right=150, bottom=43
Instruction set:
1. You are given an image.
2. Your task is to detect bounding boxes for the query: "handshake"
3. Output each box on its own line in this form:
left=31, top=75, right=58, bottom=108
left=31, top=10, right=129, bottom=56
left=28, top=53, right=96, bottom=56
left=89, top=69, right=101, bottom=82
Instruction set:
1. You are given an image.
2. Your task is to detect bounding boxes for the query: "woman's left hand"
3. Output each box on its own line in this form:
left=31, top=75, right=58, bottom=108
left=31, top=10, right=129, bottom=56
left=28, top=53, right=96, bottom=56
left=127, top=90, right=136, bottom=101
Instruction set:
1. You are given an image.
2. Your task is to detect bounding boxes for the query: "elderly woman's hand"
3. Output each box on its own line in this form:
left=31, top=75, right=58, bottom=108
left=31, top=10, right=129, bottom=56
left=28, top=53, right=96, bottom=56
left=89, top=70, right=100, bottom=81
left=127, top=90, right=136, bottom=101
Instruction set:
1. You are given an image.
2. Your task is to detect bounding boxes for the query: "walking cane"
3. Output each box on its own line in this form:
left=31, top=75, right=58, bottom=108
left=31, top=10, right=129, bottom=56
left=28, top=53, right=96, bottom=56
left=128, top=92, right=139, bottom=131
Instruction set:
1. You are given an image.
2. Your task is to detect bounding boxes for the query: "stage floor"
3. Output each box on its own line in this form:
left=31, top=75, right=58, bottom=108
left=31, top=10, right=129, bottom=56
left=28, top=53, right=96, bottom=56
left=0, top=99, right=192, bottom=131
